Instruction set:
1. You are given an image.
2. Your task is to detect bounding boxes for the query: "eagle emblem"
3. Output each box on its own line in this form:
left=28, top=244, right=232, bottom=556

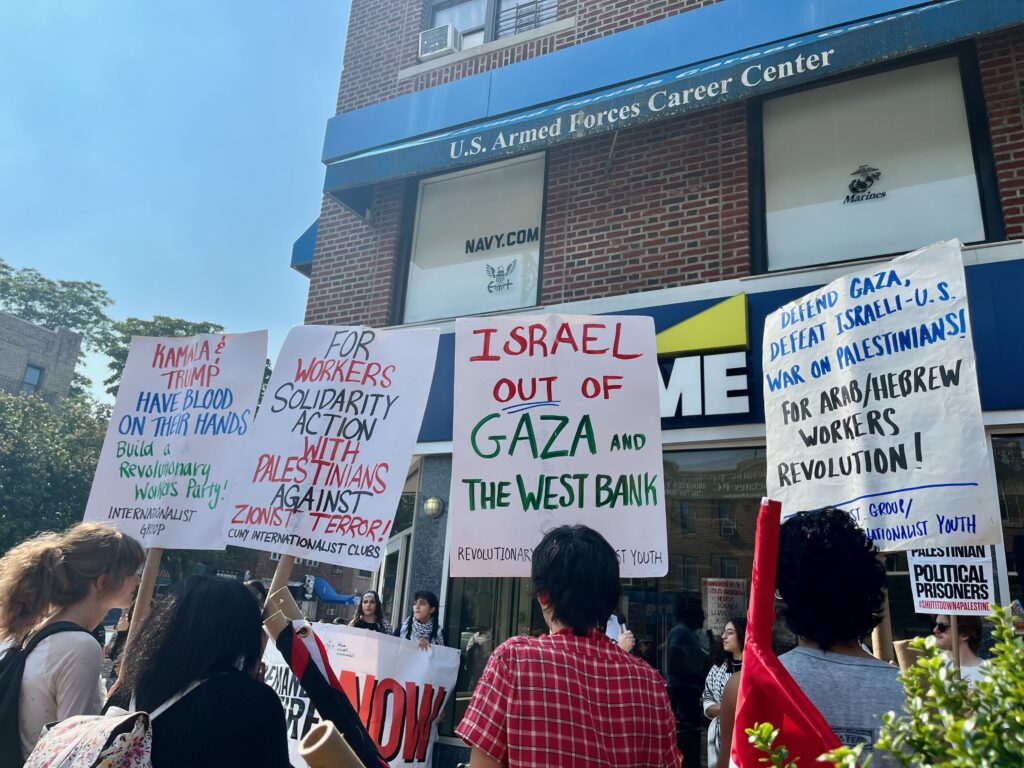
left=486, top=259, right=516, bottom=294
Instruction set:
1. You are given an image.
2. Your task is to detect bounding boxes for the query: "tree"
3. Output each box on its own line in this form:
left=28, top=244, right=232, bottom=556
left=101, top=315, right=225, bottom=397
left=0, top=390, right=109, bottom=552
left=0, top=257, right=113, bottom=352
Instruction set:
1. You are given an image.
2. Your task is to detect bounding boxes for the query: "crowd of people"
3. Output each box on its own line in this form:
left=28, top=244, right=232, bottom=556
left=0, top=510, right=998, bottom=768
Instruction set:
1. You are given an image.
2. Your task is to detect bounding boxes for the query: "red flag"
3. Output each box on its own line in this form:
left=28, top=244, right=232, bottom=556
left=731, top=498, right=841, bottom=767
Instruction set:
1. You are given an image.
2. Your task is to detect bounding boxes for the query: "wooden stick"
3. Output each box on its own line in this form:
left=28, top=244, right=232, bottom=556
left=125, top=547, right=163, bottom=650
left=950, top=614, right=961, bottom=675
left=260, top=555, right=295, bottom=650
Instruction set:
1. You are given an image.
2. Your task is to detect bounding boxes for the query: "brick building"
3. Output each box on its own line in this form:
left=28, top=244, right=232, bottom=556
left=291, top=1, right=1024, bottom=763
left=0, top=311, right=81, bottom=405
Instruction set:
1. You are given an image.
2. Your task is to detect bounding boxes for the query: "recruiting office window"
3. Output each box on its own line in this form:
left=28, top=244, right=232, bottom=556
left=401, top=154, right=544, bottom=324
left=752, top=51, right=1001, bottom=272
left=426, top=0, right=557, bottom=49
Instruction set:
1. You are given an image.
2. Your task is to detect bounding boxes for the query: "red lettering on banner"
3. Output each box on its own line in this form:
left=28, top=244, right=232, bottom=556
left=403, top=683, right=448, bottom=762
left=371, top=678, right=406, bottom=760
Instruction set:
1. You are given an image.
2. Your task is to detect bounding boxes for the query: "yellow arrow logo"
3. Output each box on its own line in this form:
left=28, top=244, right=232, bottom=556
left=655, top=293, right=748, bottom=358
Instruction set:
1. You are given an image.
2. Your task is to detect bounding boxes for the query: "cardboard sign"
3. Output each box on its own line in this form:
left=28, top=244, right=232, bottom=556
left=908, top=545, right=995, bottom=616
left=83, top=331, right=267, bottom=549
left=450, top=314, right=667, bottom=577
left=223, top=326, right=438, bottom=570
left=263, top=623, right=459, bottom=767
left=763, top=240, right=1000, bottom=550
left=703, top=578, right=748, bottom=635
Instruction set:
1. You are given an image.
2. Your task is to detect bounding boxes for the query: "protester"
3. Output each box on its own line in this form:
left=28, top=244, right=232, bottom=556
left=703, top=616, right=746, bottom=766
left=775, top=507, right=905, bottom=766
left=663, top=594, right=708, bottom=764
left=245, top=579, right=269, bottom=605
left=456, top=524, right=681, bottom=767
left=933, top=614, right=987, bottom=683
left=0, top=522, right=145, bottom=759
left=395, top=590, right=444, bottom=648
left=349, top=590, right=392, bottom=634
left=117, top=575, right=290, bottom=767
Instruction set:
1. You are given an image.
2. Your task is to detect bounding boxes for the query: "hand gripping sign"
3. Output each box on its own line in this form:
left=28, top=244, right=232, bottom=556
left=450, top=313, right=668, bottom=577
left=84, top=331, right=267, bottom=549
left=223, top=325, right=439, bottom=571
left=763, top=240, right=1000, bottom=550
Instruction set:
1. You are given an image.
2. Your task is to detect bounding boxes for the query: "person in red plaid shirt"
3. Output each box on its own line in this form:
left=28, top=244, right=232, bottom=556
left=456, top=525, right=682, bottom=767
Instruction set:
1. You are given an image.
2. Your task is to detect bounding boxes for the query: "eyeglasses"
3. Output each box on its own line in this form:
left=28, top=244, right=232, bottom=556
left=933, top=622, right=949, bottom=633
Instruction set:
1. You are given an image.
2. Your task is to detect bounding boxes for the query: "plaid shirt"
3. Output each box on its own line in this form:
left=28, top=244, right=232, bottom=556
left=456, top=629, right=682, bottom=767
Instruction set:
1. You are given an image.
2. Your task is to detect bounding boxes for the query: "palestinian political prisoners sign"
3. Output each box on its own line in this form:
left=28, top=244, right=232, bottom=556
left=84, top=331, right=267, bottom=549
left=450, top=314, right=667, bottom=577
left=703, top=578, right=748, bottom=635
left=263, top=623, right=459, bottom=768
left=908, top=546, right=995, bottom=616
left=763, top=240, right=1001, bottom=551
left=224, top=326, right=438, bottom=570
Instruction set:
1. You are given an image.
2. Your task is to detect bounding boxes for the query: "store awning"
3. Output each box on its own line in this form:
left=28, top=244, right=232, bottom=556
left=325, top=0, right=1023, bottom=215
left=290, top=219, right=318, bottom=276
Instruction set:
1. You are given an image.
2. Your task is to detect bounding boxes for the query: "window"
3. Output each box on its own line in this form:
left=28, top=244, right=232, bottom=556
left=297, top=558, right=319, bottom=567
left=682, top=556, right=699, bottom=592
left=402, top=154, right=544, bottom=323
left=332, top=565, right=344, bottom=575
left=270, top=552, right=281, bottom=562
left=720, top=557, right=738, bottom=579
left=427, top=0, right=556, bottom=50
left=20, top=365, right=43, bottom=395
left=754, top=52, right=999, bottom=271
left=678, top=502, right=697, bottom=535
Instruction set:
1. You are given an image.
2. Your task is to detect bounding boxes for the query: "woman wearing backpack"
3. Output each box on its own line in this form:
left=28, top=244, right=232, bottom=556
left=0, top=522, right=145, bottom=761
left=117, top=575, right=290, bottom=767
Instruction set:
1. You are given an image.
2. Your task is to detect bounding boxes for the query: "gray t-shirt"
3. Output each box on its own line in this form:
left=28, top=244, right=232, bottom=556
left=780, top=646, right=904, bottom=766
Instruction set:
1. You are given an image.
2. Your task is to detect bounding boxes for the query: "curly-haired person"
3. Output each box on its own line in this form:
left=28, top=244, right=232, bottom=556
left=776, top=507, right=905, bottom=767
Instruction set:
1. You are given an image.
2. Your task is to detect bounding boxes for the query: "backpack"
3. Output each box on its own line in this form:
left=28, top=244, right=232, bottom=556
left=22, top=680, right=203, bottom=768
left=0, top=622, right=90, bottom=768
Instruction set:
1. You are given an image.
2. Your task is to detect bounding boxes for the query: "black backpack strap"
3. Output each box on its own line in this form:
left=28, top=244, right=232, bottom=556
left=22, top=621, right=90, bottom=655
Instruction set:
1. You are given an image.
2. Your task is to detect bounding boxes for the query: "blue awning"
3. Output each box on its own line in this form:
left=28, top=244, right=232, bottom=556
left=290, top=218, right=318, bottom=277
left=325, top=0, right=1022, bottom=214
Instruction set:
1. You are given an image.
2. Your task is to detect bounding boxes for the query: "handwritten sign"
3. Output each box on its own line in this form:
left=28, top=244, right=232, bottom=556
left=908, top=546, right=994, bottom=616
left=763, top=240, right=1000, bottom=550
left=224, top=326, right=438, bottom=569
left=263, top=622, right=459, bottom=768
left=702, top=578, right=748, bottom=635
left=83, top=331, right=267, bottom=548
left=450, top=314, right=667, bottom=577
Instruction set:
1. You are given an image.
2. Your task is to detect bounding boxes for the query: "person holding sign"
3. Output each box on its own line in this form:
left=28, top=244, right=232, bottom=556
left=395, top=591, right=444, bottom=649
left=349, top=590, right=392, bottom=634
left=933, top=615, right=987, bottom=684
left=0, top=522, right=145, bottom=759
left=456, top=525, right=681, bottom=768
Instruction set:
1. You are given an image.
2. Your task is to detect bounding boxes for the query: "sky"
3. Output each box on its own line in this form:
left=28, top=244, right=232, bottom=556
left=0, top=1, right=350, bottom=399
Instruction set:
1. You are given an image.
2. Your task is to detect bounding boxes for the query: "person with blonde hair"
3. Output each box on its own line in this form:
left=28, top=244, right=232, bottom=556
left=0, top=522, right=145, bottom=759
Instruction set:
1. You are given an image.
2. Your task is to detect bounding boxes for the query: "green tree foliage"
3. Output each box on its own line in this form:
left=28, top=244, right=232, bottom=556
left=101, top=315, right=225, bottom=397
left=0, top=391, right=108, bottom=552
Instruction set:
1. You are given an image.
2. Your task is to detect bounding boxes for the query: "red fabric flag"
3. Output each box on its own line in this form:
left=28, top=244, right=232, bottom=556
left=730, top=498, right=841, bottom=767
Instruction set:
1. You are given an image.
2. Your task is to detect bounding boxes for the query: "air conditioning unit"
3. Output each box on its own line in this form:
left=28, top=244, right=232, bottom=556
left=719, top=518, right=737, bottom=537
left=419, top=24, right=462, bottom=61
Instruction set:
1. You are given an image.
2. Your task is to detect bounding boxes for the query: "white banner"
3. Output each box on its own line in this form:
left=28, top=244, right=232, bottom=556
left=763, top=240, right=1000, bottom=550
left=908, top=545, right=995, bottom=616
left=450, top=314, right=667, bottom=577
left=263, top=623, right=460, bottom=767
left=224, top=326, right=438, bottom=570
left=83, top=331, right=267, bottom=549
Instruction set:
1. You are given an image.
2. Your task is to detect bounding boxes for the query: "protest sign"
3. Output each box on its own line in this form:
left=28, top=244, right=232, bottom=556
left=908, top=545, right=994, bottom=616
left=450, top=314, right=667, bottom=577
left=224, top=325, right=438, bottom=570
left=763, top=240, right=1000, bottom=550
left=83, top=331, right=267, bottom=549
left=263, top=623, right=459, bottom=767
left=702, top=578, right=748, bottom=635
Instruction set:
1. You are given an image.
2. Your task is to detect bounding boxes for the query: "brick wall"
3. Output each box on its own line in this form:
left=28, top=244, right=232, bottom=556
left=978, top=28, right=1024, bottom=240
left=0, top=312, right=81, bottom=403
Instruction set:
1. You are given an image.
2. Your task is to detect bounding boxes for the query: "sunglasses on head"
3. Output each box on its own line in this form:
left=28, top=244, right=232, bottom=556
left=933, top=622, right=949, bottom=632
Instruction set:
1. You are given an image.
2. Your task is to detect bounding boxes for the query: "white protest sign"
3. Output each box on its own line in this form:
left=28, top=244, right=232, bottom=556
left=224, top=326, right=438, bottom=569
left=263, top=623, right=459, bottom=767
left=84, top=331, right=267, bottom=549
left=908, top=545, right=995, bottom=616
left=702, top=578, right=748, bottom=635
left=763, top=240, right=1000, bottom=550
left=450, top=314, right=667, bottom=577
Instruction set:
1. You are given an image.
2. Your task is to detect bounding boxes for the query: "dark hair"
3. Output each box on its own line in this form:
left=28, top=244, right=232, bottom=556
left=938, top=614, right=983, bottom=653
left=350, top=590, right=385, bottom=628
left=728, top=616, right=747, bottom=651
left=777, top=507, right=886, bottom=651
left=120, top=576, right=262, bottom=711
left=403, top=590, right=439, bottom=642
left=531, top=525, right=621, bottom=636
left=244, top=579, right=268, bottom=604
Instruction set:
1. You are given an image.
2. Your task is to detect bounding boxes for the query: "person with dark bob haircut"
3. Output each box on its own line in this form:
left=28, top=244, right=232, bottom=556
left=117, top=576, right=290, bottom=767
left=457, top=525, right=680, bottom=767
left=775, top=507, right=904, bottom=767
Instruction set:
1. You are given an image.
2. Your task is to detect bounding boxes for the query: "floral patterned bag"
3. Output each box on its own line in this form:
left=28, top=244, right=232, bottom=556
left=23, top=680, right=202, bottom=768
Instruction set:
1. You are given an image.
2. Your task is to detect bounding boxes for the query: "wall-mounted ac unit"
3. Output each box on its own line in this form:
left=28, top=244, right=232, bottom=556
left=419, top=24, right=462, bottom=61
left=719, top=518, right=737, bottom=537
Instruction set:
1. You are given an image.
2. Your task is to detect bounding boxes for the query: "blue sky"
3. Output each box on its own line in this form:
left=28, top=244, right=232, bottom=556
left=0, top=1, right=349, bottom=398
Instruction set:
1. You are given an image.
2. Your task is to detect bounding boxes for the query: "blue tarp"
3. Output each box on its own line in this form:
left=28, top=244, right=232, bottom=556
left=313, top=577, right=358, bottom=605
